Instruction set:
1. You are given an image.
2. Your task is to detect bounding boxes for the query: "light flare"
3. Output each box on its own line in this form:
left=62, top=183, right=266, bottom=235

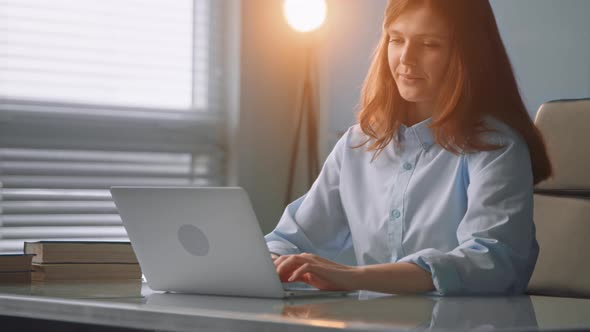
left=283, top=0, right=327, bottom=33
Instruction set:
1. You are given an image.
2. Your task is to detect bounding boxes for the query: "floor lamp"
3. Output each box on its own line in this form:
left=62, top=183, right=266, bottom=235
left=283, top=0, right=327, bottom=207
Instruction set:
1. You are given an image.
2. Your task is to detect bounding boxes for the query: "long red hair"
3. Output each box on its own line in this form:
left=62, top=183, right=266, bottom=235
left=357, top=0, right=552, bottom=184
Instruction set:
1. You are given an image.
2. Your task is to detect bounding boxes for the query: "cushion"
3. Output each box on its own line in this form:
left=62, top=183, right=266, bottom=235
left=528, top=194, right=590, bottom=297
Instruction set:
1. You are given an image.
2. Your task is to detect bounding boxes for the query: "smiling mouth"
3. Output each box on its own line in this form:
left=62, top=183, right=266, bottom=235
left=398, top=74, right=423, bottom=80
left=398, top=74, right=424, bottom=84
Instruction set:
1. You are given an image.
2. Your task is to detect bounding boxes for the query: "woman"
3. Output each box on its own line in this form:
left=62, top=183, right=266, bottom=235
left=266, top=0, right=552, bottom=295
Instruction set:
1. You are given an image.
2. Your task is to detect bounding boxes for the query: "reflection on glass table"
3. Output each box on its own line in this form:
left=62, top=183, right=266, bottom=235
left=145, top=290, right=538, bottom=330
left=2, top=281, right=589, bottom=331
left=281, top=292, right=537, bottom=330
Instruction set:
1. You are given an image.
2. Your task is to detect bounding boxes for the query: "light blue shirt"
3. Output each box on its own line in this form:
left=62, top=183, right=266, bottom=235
left=265, top=117, right=538, bottom=295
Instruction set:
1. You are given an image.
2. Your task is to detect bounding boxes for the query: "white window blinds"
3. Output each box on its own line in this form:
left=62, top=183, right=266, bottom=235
left=0, top=0, right=230, bottom=253
left=0, top=0, right=208, bottom=109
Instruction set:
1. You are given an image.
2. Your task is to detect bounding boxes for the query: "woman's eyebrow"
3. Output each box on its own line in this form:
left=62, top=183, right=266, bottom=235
left=387, top=29, right=448, bottom=39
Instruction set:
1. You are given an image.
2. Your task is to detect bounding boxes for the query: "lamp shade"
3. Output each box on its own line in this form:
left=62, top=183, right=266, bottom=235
left=283, top=0, right=327, bottom=33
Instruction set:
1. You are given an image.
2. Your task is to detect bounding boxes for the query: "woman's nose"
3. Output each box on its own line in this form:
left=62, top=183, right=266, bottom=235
left=400, top=43, right=418, bottom=66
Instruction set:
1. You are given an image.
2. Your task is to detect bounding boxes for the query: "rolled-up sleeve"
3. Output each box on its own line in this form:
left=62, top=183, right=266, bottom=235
left=265, top=129, right=352, bottom=259
left=399, top=129, right=538, bottom=295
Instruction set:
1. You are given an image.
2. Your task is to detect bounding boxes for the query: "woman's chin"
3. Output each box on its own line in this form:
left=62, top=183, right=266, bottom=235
left=398, top=93, right=428, bottom=103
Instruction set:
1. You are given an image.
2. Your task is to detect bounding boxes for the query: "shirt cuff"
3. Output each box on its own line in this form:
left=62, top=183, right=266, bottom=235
left=398, top=249, right=463, bottom=295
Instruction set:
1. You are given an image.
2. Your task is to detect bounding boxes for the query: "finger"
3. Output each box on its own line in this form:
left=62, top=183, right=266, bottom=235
left=287, top=264, right=344, bottom=291
left=300, top=254, right=334, bottom=266
left=275, top=254, right=311, bottom=270
left=273, top=254, right=293, bottom=267
left=276, top=255, right=306, bottom=281
left=273, top=255, right=287, bottom=268
left=295, top=253, right=334, bottom=267
left=276, top=255, right=316, bottom=282
left=288, top=262, right=311, bottom=282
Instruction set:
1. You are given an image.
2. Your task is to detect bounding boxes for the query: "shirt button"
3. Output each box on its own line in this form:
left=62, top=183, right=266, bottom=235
left=391, top=209, right=401, bottom=219
left=422, top=143, right=430, bottom=150
left=403, top=162, right=413, bottom=170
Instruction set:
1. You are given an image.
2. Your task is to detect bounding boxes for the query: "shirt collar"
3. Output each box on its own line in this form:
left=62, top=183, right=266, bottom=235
left=398, top=117, right=434, bottom=151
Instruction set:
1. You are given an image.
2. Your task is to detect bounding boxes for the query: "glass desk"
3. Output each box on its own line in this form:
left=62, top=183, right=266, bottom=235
left=0, top=281, right=589, bottom=331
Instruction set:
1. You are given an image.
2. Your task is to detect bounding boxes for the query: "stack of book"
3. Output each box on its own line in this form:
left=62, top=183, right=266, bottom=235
left=0, top=254, right=34, bottom=283
left=24, top=241, right=142, bottom=281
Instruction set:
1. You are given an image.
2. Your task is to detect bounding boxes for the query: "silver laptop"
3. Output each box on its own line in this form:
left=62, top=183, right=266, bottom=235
left=110, top=186, right=350, bottom=299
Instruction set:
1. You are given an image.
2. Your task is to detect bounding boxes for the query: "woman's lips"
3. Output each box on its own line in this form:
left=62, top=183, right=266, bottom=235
left=398, top=74, right=424, bottom=84
left=399, top=73, right=423, bottom=79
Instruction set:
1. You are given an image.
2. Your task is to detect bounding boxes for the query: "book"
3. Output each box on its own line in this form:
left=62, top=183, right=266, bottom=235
left=24, top=241, right=138, bottom=264
left=0, top=254, right=34, bottom=272
left=32, top=263, right=142, bottom=281
left=0, top=271, right=32, bottom=283
left=30, top=279, right=143, bottom=298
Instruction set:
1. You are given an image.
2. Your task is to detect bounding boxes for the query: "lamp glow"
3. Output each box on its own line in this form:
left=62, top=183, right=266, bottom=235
left=283, top=0, right=327, bottom=33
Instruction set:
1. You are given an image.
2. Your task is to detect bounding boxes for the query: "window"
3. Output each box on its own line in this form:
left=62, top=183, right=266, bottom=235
left=0, top=0, right=233, bottom=253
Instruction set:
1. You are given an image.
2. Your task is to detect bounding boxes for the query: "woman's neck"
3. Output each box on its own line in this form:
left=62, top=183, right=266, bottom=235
left=404, top=102, right=433, bottom=127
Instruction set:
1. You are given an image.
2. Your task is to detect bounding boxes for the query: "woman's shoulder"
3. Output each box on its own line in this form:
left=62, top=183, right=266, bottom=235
left=332, top=124, right=369, bottom=150
left=464, top=116, right=532, bottom=170
left=478, top=115, right=527, bottom=148
left=460, top=116, right=535, bottom=186
left=326, top=124, right=375, bottom=166
left=347, top=124, right=368, bottom=144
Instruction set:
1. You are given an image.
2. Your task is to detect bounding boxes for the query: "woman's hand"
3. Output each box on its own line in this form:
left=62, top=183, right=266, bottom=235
left=273, top=253, right=360, bottom=291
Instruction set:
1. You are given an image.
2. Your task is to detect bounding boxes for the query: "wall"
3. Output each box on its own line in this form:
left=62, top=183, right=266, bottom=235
left=490, top=0, right=590, bottom=118
left=318, top=0, right=387, bottom=154
left=237, top=0, right=309, bottom=233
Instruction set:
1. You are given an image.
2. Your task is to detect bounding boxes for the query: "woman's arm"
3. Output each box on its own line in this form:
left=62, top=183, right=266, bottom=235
left=275, top=253, right=434, bottom=293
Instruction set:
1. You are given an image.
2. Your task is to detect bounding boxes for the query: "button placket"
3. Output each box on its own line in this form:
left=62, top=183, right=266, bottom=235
left=390, top=139, right=422, bottom=262
left=389, top=152, right=413, bottom=261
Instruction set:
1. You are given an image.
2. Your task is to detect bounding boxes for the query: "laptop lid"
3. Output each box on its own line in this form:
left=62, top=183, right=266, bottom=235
left=111, top=186, right=287, bottom=298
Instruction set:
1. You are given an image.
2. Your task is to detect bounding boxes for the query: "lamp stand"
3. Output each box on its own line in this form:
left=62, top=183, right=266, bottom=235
left=285, top=46, right=320, bottom=206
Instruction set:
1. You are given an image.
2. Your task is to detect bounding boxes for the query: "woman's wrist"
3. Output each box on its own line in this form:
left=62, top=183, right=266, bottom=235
left=349, top=265, right=368, bottom=291
left=347, top=263, right=434, bottom=294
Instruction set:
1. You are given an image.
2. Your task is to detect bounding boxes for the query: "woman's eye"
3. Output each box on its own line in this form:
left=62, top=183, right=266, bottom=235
left=389, top=38, right=403, bottom=44
left=424, top=42, right=440, bottom=48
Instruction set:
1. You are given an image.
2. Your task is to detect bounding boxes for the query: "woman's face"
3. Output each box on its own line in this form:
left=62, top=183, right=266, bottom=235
left=387, top=5, right=452, bottom=109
